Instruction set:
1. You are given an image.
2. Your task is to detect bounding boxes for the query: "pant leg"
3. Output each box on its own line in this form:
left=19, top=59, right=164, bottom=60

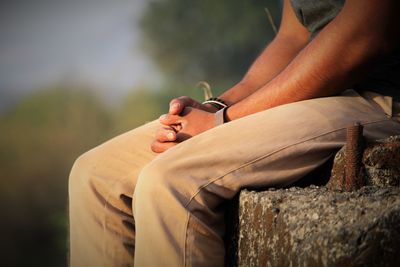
left=133, top=90, right=400, bottom=267
left=69, top=120, right=159, bottom=267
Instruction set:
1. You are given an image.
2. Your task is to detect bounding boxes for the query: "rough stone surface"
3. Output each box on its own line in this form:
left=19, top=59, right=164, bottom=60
left=327, top=135, right=400, bottom=190
left=225, top=135, right=400, bottom=266
left=234, top=186, right=400, bottom=267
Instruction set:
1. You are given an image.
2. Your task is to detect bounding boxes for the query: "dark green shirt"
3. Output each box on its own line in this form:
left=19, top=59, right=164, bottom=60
left=290, top=0, right=344, bottom=37
left=290, top=0, right=400, bottom=100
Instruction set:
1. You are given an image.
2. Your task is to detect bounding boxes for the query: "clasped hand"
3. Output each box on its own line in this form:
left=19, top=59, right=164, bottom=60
left=151, top=96, right=217, bottom=153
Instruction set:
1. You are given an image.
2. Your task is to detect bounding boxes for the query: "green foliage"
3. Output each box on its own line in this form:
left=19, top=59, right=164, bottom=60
left=0, top=1, right=283, bottom=266
left=113, top=88, right=164, bottom=133
left=140, top=0, right=281, bottom=87
left=0, top=86, right=113, bottom=267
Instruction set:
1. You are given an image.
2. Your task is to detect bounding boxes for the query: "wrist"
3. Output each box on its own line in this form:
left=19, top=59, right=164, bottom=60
left=218, top=82, right=250, bottom=106
left=224, top=106, right=234, bottom=122
left=202, top=97, right=228, bottom=110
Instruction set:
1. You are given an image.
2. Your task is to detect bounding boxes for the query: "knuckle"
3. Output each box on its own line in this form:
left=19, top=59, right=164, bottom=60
left=178, top=96, right=191, bottom=104
left=159, top=114, right=168, bottom=122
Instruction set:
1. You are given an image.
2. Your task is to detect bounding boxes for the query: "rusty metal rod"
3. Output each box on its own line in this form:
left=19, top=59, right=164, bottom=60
left=345, top=123, right=365, bottom=191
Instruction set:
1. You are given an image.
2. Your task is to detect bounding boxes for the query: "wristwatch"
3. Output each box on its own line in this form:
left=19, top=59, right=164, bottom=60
left=214, top=107, right=227, bottom=126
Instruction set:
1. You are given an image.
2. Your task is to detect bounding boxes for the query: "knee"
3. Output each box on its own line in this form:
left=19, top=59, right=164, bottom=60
left=134, top=160, right=186, bottom=209
left=135, top=162, right=170, bottom=199
left=68, top=149, right=98, bottom=200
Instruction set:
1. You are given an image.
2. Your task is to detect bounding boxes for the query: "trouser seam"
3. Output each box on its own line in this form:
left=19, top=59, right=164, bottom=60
left=183, top=118, right=391, bottom=209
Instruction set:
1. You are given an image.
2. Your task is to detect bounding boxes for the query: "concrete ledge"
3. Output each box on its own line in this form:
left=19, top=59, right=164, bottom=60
left=234, top=186, right=400, bottom=267
left=226, top=135, right=400, bottom=267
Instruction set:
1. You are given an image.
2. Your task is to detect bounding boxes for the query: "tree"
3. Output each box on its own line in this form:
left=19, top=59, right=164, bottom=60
left=140, top=0, right=281, bottom=92
left=0, top=86, right=113, bottom=267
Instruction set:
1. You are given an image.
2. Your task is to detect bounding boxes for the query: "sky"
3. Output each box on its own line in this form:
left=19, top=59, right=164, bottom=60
left=0, top=0, right=161, bottom=108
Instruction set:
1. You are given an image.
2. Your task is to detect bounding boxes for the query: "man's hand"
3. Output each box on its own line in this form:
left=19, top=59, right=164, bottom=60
left=151, top=107, right=215, bottom=153
left=168, top=96, right=218, bottom=115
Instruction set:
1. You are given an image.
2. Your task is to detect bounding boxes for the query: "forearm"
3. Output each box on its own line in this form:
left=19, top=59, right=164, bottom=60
left=226, top=0, right=399, bottom=120
left=218, top=34, right=309, bottom=106
left=218, top=0, right=311, bottom=106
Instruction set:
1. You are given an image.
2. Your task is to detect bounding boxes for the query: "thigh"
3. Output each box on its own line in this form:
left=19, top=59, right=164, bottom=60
left=139, top=90, right=400, bottom=216
left=132, top=90, right=400, bottom=266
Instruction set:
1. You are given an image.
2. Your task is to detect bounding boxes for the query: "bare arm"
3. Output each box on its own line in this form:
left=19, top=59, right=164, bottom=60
left=168, top=0, right=310, bottom=115
left=226, top=0, right=400, bottom=120
left=154, top=0, right=310, bottom=152
left=219, top=0, right=310, bottom=106
left=155, top=0, right=400, bottom=153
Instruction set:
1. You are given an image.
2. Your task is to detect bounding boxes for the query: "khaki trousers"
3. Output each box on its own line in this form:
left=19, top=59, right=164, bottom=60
left=69, top=90, right=400, bottom=267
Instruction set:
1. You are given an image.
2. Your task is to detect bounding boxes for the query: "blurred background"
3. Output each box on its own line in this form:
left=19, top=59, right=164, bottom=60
left=0, top=0, right=281, bottom=266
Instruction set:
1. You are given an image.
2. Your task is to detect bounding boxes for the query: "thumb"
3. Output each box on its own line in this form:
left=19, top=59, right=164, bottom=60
left=169, top=101, right=183, bottom=115
left=169, top=97, right=193, bottom=115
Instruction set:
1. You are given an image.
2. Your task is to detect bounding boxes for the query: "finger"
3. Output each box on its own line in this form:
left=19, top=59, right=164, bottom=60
left=169, top=96, right=192, bottom=115
left=170, top=124, right=182, bottom=132
left=159, top=114, right=182, bottom=126
left=156, top=127, right=177, bottom=142
left=150, top=140, right=178, bottom=153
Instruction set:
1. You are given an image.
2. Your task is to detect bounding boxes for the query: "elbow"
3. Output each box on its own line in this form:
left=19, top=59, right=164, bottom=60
left=361, top=25, right=400, bottom=58
left=379, top=34, right=400, bottom=56
left=346, top=33, right=396, bottom=64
